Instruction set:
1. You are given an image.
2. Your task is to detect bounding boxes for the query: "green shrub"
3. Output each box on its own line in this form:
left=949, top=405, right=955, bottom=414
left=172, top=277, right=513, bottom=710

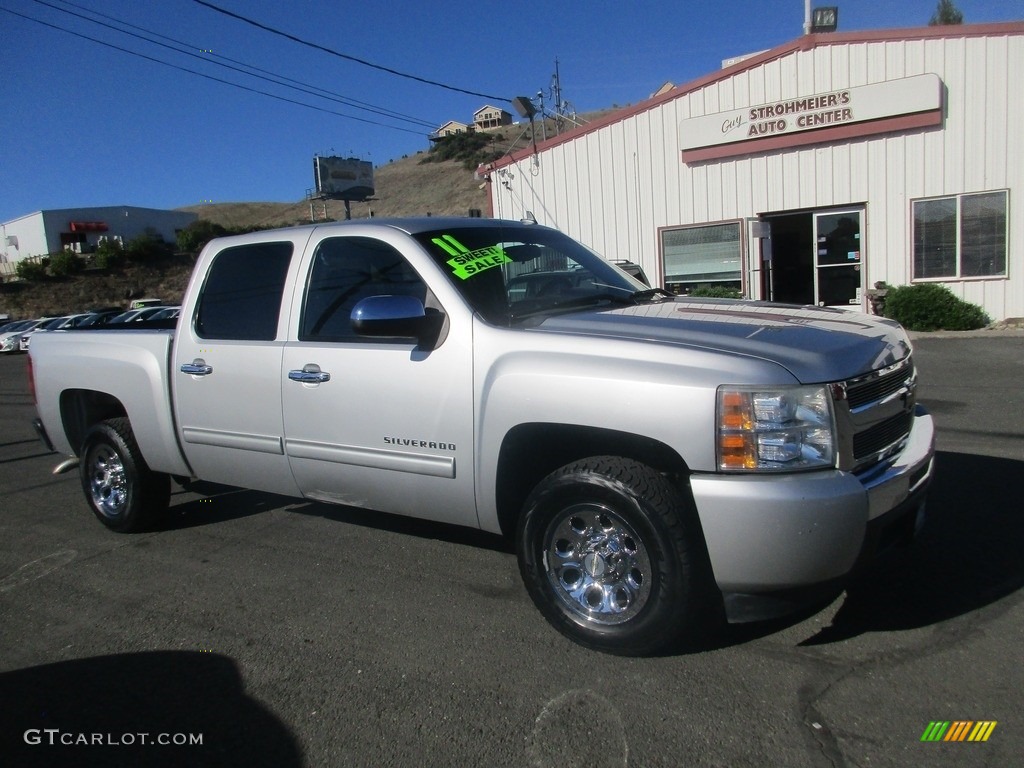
left=688, top=285, right=742, bottom=299
left=882, top=283, right=988, bottom=331
left=93, top=239, right=126, bottom=269
left=420, top=131, right=505, bottom=170
left=15, top=259, right=48, bottom=282
left=125, top=232, right=171, bottom=262
left=177, top=219, right=228, bottom=253
left=48, top=251, right=85, bottom=277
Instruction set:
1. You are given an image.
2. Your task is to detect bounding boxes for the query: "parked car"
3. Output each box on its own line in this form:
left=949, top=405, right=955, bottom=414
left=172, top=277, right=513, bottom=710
left=78, top=309, right=127, bottom=327
left=0, top=319, right=42, bottom=353
left=147, top=306, right=181, bottom=322
left=0, top=319, right=29, bottom=337
left=19, top=314, right=92, bottom=352
left=128, top=298, right=165, bottom=310
left=61, top=313, right=98, bottom=328
left=106, top=306, right=177, bottom=324
left=611, top=260, right=651, bottom=286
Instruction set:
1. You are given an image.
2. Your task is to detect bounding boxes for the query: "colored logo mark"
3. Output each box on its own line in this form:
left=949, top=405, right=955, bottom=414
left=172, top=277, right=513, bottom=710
left=921, top=721, right=997, bottom=742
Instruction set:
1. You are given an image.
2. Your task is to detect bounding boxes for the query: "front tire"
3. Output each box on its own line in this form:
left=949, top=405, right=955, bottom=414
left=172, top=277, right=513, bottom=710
left=80, top=417, right=170, bottom=533
left=517, top=456, right=717, bottom=655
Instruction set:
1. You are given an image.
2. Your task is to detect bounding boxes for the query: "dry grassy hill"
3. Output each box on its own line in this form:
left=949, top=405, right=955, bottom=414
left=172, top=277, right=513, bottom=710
left=180, top=148, right=493, bottom=228
left=178, top=111, right=617, bottom=227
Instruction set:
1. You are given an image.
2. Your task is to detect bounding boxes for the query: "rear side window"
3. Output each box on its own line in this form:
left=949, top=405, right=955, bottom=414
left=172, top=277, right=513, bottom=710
left=195, top=242, right=293, bottom=340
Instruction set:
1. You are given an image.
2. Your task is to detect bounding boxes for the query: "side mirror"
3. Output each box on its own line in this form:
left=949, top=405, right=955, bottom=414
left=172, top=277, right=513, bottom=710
left=351, top=295, right=445, bottom=347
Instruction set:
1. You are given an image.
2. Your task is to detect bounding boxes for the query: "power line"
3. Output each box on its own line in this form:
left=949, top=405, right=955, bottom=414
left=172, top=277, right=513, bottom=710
left=190, top=0, right=511, bottom=103
left=0, top=5, right=430, bottom=136
left=34, top=0, right=439, bottom=130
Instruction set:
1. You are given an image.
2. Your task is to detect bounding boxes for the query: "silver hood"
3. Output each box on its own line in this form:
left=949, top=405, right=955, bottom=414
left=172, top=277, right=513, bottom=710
left=535, top=298, right=912, bottom=383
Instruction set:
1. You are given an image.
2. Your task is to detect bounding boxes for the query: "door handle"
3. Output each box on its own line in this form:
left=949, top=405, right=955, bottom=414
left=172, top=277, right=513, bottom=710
left=180, top=359, right=213, bottom=376
left=288, top=365, right=331, bottom=384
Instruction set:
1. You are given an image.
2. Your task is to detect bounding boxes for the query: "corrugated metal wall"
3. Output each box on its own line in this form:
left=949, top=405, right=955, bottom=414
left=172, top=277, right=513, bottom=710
left=491, top=29, right=1023, bottom=320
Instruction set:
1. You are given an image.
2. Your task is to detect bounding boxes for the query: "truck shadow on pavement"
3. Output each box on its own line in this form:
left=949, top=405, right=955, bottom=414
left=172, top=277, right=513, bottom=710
left=163, top=481, right=298, bottom=529
left=165, top=480, right=514, bottom=554
left=164, top=451, right=1024, bottom=652
left=795, top=450, right=1024, bottom=646
left=0, top=650, right=302, bottom=768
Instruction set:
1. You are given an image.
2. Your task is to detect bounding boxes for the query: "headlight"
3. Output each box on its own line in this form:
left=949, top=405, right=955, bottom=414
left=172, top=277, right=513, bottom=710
left=717, top=385, right=835, bottom=471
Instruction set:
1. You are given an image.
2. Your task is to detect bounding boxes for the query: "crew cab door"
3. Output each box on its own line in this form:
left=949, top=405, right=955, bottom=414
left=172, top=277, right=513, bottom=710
left=280, top=232, right=476, bottom=527
left=172, top=235, right=307, bottom=496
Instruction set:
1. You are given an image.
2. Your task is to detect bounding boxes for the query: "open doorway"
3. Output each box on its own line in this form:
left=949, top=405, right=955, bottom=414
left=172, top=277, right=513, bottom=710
left=762, top=213, right=814, bottom=305
left=758, top=207, right=864, bottom=308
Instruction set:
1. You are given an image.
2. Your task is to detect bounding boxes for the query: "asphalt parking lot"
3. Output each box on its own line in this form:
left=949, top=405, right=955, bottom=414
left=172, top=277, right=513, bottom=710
left=1, top=334, right=1022, bottom=767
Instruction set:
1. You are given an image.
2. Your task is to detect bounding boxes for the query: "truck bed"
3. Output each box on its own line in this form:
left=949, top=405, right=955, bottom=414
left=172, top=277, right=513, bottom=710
left=30, top=328, right=191, bottom=477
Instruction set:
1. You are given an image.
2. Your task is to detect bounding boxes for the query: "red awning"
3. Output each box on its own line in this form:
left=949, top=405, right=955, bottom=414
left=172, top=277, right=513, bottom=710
left=69, top=221, right=109, bottom=232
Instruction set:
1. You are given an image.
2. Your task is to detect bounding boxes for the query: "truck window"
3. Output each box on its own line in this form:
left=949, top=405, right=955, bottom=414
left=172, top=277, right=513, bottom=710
left=195, top=242, right=293, bottom=341
left=300, top=237, right=428, bottom=342
left=412, top=226, right=645, bottom=326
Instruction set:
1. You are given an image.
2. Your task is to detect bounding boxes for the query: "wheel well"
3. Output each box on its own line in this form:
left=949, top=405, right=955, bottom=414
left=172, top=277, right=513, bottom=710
left=59, top=389, right=128, bottom=455
left=495, top=423, right=691, bottom=538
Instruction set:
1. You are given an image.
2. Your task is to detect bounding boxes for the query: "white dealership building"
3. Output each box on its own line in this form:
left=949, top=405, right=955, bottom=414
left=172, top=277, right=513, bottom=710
left=484, top=22, right=1023, bottom=321
left=1, top=206, right=197, bottom=276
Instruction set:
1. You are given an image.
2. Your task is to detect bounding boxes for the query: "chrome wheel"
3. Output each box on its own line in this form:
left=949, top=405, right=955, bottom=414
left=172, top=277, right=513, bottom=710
left=542, top=502, right=653, bottom=626
left=87, top=443, right=129, bottom=519
left=519, top=456, right=717, bottom=655
left=79, top=418, right=170, bottom=533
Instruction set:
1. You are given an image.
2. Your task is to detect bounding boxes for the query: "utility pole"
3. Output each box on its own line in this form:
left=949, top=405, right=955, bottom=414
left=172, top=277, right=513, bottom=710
left=536, top=90, right=547, bottom=142
left=552, top=58, right=563, bottom=135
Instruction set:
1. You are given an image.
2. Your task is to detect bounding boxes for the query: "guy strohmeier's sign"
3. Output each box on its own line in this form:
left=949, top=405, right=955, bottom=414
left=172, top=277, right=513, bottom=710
left=679, top=73, right=942, bottom=161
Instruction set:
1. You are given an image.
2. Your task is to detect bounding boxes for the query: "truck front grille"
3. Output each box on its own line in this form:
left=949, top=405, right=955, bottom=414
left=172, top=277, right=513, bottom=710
left=846, top=359, right=915, bottom=411
left=834, top=356, right=917, bottom=474
left=852, top=411, right=914, bottom=460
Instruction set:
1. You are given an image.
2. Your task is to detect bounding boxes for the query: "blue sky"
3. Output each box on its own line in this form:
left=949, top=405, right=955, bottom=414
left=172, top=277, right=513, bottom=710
left=1, top=0, right=1019, bottom=222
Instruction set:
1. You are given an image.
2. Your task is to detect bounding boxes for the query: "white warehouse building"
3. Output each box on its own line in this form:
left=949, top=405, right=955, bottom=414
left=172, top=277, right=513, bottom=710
left=1, top=206, right=197, bottom=274
left=485, top=22, right=1023, bottom=321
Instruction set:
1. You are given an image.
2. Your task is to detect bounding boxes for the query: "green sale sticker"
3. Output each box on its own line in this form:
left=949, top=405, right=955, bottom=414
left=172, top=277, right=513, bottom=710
left=432, top=236, right=512, bottom=279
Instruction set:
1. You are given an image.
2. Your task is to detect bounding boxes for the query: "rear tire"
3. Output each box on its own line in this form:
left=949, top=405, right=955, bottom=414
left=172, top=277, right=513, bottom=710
left=517, top=456, right=717, bottom=655
left=80, top=417, right=170, bottom=533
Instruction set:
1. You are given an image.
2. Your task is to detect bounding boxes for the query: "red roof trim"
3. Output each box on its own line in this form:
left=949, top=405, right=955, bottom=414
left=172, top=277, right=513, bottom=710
left=681, top=109, right=944, bottom=163
left=487, top=21, right=1023, bottom=170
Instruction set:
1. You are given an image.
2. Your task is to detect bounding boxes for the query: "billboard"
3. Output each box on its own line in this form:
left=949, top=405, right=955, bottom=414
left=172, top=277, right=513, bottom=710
left=313, top=156, right=375, bottom=201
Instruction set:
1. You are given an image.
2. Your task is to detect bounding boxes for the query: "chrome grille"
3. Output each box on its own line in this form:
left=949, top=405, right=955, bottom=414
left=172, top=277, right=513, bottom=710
left=833, top=356, right=917, bottom=474
left=846, top=359, right=916, bottom=411
left=853, top=411, right=914, bottom=459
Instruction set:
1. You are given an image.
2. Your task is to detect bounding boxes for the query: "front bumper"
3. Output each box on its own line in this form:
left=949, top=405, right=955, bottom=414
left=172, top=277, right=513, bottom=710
left=690, top=408, right=935, bottom=606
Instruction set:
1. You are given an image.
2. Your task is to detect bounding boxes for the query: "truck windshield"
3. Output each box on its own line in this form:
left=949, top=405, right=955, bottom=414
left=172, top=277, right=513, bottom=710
left=412, top=225, right=649, bottom=326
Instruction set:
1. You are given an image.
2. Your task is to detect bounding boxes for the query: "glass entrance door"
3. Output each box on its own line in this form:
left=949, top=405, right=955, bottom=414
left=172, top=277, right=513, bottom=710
left=813, top=210, right=863, bottom=308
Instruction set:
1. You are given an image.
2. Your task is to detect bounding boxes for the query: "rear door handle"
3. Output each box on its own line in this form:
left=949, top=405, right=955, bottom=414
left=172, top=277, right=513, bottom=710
left=180, top=359, right=213, bottom=376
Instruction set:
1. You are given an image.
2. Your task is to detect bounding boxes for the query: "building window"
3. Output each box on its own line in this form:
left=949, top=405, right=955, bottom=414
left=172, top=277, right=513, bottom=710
left=912, top=191, right=1007, bottom=280
left=661, top=221, right=742, bottom=294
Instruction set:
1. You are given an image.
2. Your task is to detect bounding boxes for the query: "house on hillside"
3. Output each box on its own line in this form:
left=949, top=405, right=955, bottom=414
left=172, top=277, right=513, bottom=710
left=435, top=120, right=470, bottom=138
left=473, top=106, right=512, bottom=130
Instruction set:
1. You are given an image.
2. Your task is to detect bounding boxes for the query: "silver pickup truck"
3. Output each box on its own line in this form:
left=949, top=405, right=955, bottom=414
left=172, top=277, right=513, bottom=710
left=29, top=217, right=934, bottom=655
